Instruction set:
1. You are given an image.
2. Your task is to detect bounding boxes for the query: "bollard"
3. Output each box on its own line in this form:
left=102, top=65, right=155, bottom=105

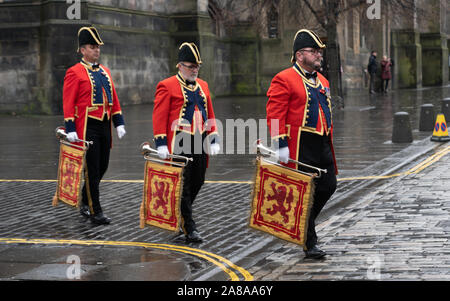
left=441, top=98, right=450, bottom=124
left=419, top=104, right=435, bottom=131
left=392, top=112, right=413, bottom=143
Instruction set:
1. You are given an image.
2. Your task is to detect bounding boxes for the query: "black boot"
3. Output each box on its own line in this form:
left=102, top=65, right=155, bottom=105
left=186, top=230, right=203, bottom=243
left=79, top=204, right=90, bottom=218
left=91, top=212, right=111, bottom=225
left=304, top=245, right=326, bottom=259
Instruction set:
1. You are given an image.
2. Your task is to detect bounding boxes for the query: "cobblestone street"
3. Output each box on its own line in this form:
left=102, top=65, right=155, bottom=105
left=2, top=87, right=450, bottom=281
left=1, top=142, right=450, bottom=281
left=0, top=181, right=259, bottom=280
left=2, top=0, right=450, bottom=288
left=247, top=144, right=450, bottom=281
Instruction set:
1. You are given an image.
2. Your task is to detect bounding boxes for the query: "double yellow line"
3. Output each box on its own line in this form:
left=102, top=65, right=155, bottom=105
left=0, top=237, right=253, bottom=281
left=1, top=145, right=449, bottom=281
left=0, top=179, right=253, bottom=184
left=2, top=146, right=450, bottom=185
left=338, top=145, right=450, bottom=182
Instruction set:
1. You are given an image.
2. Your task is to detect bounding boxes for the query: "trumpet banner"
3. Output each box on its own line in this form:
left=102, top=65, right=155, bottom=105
left=53, top=143, right=85, bottom=207
left=140, top=160, right=184, bottom=232
left=249, top=158, right=315, bottom=246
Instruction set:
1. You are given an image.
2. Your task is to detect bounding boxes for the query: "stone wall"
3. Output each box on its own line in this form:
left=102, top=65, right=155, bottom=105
left=88, top=3, right=172, bottom=106
left=0, top=1, right=47, bottom=114
left=0, top=0, right=233, bottom=114
left=0, top=0, right=172, bottom=114
left=1, top=0, right=449, bottom=114
left=421, top=32, right=448, bottom=86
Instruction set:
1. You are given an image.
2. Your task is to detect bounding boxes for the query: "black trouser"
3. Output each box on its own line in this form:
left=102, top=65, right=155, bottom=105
left=382, top=79, right=390, bottom=92
left=369, top=73, right=376, bottom=92
left=173, top=131, right=208, bottom=234
left=81, top=117, right=111, bottom=215
left=297, top=131, right=337, bottom=250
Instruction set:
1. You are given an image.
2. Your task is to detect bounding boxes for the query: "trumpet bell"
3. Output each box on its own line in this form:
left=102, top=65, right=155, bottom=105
left=139, top=141, right=193, bottom=166
left=254, top=139, right=327, bottom=178
left=140, top=142, right=157, bottom=156
left=54, top=125, right=92, bottom=149
left=55, top=126, right=67, bottom=140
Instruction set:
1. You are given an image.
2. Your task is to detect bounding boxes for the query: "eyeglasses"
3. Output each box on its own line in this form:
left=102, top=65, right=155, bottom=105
left=301, top=49, right=324, bottom=56
left=180, top=62, right=201, bottom=71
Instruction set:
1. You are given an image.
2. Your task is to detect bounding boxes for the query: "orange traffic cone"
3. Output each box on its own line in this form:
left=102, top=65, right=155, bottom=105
left=431, top=113, right=450, bottom=142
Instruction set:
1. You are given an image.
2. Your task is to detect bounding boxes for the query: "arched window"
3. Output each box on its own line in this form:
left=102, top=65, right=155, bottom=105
left=267, top=3, right=278, bottom=39
left=208, top=1, right=224, bottom=37
left=347, top=10, right=354, bottom=49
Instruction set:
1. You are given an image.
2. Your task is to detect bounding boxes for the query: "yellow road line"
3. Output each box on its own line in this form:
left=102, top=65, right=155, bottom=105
left=0, top=237, right=253, bottom=281
left=338, top=145, right=450, bottom=182
left=0, top=179, right=253, bottom=184
left=205, top=180, right=253, bottom=184
left=1, top=145, right=450, bottom=184
left=1, top=147, right=449, bottom=280
left=0, top=179, right=57, bottom=182
left=153, top=242, right=254, bottom=281
left=406, top=145, right=450, bottom=175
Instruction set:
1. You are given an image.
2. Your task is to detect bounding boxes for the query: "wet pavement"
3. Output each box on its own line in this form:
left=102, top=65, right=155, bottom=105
left=248, top=142, right=450, bottom=281
left=1, top=85, right=450, bottom=281
left=2, top=84, right=450, bottom=181
left=0, top=244, right=192, bottom=281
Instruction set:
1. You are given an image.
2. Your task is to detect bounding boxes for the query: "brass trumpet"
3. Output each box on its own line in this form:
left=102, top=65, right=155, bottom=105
left=55, top=126, right=93, bottom=149
left=140, top=141, right=192, bottom=167
left=254, top=139, right=327, bottom=178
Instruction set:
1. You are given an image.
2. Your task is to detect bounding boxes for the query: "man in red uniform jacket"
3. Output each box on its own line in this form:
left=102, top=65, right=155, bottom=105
left=152, top=42, right=220, bottom=243
left=266, top=29, right=337, bottom=259
left=63, top=27, right=126, bottom=224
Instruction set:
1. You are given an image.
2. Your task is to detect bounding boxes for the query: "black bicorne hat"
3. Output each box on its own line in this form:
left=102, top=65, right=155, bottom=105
left=291, top=29, right=325, bottom=62
left=78, top=27, right=104, bottom=52
left=178, top=42, right=202, bottom=65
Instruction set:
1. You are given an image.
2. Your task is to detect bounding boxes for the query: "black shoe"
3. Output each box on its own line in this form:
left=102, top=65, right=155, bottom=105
left=186, top=230, right=203, bottom=243
left=79, top=204, right=90, bottom=218
left=91, top=212, right=111, bottom=225
left=304, top=246, right=326, bottom=259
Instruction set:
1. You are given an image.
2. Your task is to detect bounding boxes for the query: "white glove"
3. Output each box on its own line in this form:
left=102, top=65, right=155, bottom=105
left=276, top=147, right=290, bottom=164
left=66, top=131, right=79, bottom=143
left=116, top=125, right=126, bottom=139
left=209, top=143, right=220, bottom=156
left=157, top=145, right=170, bottom=160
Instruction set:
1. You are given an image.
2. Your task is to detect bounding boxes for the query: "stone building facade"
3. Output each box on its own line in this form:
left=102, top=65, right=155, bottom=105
left=0, top=0, right=449, bottom=114
left=345, top=0, right=450, bottom=91
left=0, top=0, right=233, bottom=114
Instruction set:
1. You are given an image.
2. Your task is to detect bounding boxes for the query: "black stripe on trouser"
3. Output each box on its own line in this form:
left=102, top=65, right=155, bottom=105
left=297, top=131, right=337, bottom=250
left=173, top=131, right=207, bottom=234
left=82, top=117, right=111, bottom=215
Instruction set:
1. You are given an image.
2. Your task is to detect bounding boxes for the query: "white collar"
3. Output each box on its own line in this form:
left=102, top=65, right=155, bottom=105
left=82, top=59, right=98, bottom=66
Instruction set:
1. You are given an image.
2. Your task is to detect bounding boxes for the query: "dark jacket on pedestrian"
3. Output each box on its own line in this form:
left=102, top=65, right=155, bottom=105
left=367, top=54, right=377, bottom=74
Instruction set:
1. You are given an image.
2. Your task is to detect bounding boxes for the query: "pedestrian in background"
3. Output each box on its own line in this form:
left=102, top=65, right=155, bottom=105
left=367, top=50, right=378, bottom=94
left=63, top=27, right=126, bottom=224
left=266, top=29, right=338, bottom=259
left=152, top=42, right=220, bottom=243
left=380, top=55, right=392, bottom=93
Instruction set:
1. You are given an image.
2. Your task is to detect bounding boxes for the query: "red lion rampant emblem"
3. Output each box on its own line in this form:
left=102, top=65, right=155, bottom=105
left=62, top=160, right=76, bottom=193
left=152, top=180, right=170, bottom=215
left=266, top=181, right=294, bottom=223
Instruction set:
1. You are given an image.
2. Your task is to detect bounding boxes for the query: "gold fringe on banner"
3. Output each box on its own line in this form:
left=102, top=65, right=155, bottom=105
left=140, top=160, right=184, bottom=232
left=249, top=157, right=316, bottom=247
left=53, top=143, right=86, bottom=208
left=139, top=201, right=145, bottom=229
left=52, top=193, right=59, bottom=207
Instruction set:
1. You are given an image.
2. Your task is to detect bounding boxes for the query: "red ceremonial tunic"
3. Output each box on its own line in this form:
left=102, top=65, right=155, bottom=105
left=152, top=73, right=219, bottom=156
left=266, top=62, right=338, bottom=174
left=63, top=60, right=124, bottom=147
